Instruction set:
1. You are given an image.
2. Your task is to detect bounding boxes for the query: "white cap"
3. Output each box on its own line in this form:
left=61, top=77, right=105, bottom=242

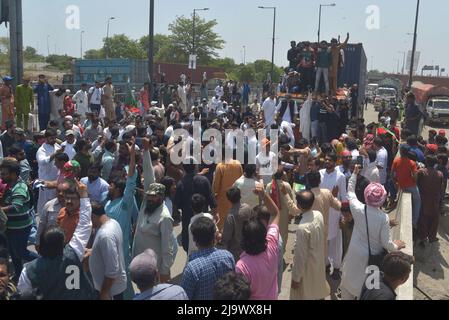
left=125, top=125, right=136, bottom=133
left=151, top=101, right=158, bottom=106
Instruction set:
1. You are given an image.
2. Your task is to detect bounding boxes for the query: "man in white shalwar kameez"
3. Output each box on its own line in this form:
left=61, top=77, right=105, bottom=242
left=177, top=83, right=187, bottom=114
left=319, top=153, right=347, bottom=279
left=290, top=190, right=330, bottom=300
left=36, top=129, right=61, bottom=218
left=262, top=93, right=277, bottom=129
left=339, top=166, right=404, bottom=300
left=299, top=96, right=312, bottom=141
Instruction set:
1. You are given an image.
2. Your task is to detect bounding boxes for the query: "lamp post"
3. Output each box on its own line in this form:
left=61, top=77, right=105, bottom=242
left=192, top=8, right=209, bottom=57
left=318, top=3, right=336, bottom=43
left=258, top=6, right=276, bottom=81
left=106, top=17, right=116, bottom=59
left=243, top=45, right=246, bottom=65
left=47, top=35, right=50, bottom=56
left=148, top=0, right=155, bottom=85
left=408, top=0, right=420, bottom=89
left=80, top=31, right=85, bottom=59
left=398, top=51, right=406, bottom=74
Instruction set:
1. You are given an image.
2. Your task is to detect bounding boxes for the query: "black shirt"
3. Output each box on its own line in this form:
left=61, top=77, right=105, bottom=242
left=360, top=273, right=397, bottom=300
left=0, top=132, right=16, bottom=156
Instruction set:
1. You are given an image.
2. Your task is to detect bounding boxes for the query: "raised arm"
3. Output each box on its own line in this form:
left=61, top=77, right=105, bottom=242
left=338, top=33, right=350, bottom=50
left=69, top=183, right=92, bottom=261
left=348, top=166, right=364, bottom=213
left=278, top=183, right=302, bottom=217
left=142, top=138, right=155, bottom=192
left=256, top=186, right=280, bottom=226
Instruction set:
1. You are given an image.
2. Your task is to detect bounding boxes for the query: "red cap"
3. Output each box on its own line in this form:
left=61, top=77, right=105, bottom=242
left=426, top=144, right=438, bottom=154
left=377, top=128, right=387, bottom=135
left=438, top=129, right=446, bottom=137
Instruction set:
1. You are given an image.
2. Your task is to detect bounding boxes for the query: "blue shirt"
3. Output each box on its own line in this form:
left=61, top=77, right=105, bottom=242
left=105, top=169, right=139, bottom=266
left=180, top=247, right=235, bottom=300
left=80, top=177, right=110, bottom=203
left=310, top=101, right=321, bottom=122
left=409, top=146, right=425, bottom=163
left=34, top=83, right=54, bottom=113
left=134, top=284, right=188, bottom=300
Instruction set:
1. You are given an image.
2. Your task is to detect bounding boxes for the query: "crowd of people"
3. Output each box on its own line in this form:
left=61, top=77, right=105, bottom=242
left=0, top=46, right=447, bottom=300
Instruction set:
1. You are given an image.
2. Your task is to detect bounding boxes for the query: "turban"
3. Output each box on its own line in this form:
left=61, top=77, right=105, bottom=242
left=364, top=183, right=387, bottom=208
left=63, top=160, right=81, bottom=179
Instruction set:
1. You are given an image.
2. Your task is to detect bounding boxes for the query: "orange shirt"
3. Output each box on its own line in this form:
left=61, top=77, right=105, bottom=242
left=57, top=208, right=79, bottom=243
left=392, top=157, right=417, bottom=189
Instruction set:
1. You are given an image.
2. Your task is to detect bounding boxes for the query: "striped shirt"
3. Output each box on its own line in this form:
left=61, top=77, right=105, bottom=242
left=4, top=180, right=32, bottom=230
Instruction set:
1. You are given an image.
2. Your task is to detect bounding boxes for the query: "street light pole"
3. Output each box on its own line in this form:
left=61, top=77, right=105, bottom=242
left=149, top=0, right=155, bottom=85
left=47, top=35, right=50, bottom=56
left=408, top=0, right=420, bottom=89
left=258, top=6, right=276, bottom=81
left=398, top=51, right=406, bottom=74
left=80, top=31, right=85, bottom=59
left=243, top=45, right=246, bottom=65
left=192, top=8, right=209, bottom=57
left=318, top=3, right=336, bottom=43
left=106, top=17, right=116, bottom=59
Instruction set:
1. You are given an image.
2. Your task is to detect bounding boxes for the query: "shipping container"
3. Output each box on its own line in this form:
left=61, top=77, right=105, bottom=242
left=70, top=59, right=224, bottom=90
left=338, top=43, right=367, bottom=116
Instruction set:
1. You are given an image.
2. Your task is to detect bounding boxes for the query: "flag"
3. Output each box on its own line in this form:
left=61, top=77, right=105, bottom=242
left=124, top=79, right=140, bottom=114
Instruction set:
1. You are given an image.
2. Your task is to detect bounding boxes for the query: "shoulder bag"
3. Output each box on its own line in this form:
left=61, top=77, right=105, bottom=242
left=365, top=205, right=388, bottom=270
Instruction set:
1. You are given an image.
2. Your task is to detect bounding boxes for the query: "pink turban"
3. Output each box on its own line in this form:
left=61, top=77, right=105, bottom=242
left=364, top=183, right=387, bottom=207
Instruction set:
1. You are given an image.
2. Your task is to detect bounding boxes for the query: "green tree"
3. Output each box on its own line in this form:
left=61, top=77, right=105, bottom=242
left=84, top=48, right=105, bottom=59
left=162, top=15, right=225, bottom=65
left=236, top=65, right=256, bottom=83
left=45, top=54, right=75, bottom=70
left=139, top=34, right=171, bottom=59
left=23, top=46, right=44, bottom=62
left=210, top=57, right=236, bottom=73
left=103, top=34, right=145, bottom=59
left=253, top=59, right=283, bottom=83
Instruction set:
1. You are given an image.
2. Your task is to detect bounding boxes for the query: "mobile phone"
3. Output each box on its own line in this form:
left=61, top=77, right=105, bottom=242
left=357, top=156, right=364, bottom=169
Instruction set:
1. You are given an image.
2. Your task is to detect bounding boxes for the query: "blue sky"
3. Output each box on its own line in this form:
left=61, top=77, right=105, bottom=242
left=1, top=0, right=448, bottom=74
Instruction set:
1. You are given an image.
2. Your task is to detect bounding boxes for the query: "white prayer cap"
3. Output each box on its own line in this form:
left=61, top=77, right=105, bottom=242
left=125, top=125, right=136, bottom=133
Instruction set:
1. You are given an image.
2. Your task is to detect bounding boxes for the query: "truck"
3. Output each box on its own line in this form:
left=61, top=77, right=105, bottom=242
left=411, top=81, right=449, bottom=125
left=374, top=77, right=402, bottom=110
left=366, top=83, right=379, bottom=102
left=279, top=43, right=367, bottom=117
